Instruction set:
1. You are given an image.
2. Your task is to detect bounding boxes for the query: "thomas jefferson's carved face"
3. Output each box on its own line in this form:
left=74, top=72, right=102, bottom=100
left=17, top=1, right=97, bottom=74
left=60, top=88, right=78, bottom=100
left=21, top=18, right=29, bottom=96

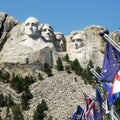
left=41, top=24, right=54, bottom=41
left=23, top=17, right=40, bottom=37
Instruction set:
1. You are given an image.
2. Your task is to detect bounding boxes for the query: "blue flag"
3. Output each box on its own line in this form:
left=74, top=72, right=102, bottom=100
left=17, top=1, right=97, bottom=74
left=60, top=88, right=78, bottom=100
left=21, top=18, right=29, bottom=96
left=103, top=82, right=120, bottom=106
left=101, top=41, right=120, bottom=82
left=71, top=105, right=84, bottom=120
left=94, top=88, right=104, bottom=120
left=103, top=82, right=115, bottom=105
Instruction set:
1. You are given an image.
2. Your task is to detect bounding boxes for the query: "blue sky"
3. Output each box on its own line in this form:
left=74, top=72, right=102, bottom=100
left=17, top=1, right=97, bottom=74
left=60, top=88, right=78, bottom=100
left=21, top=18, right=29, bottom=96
left=0, top=0, right=120, bottom=35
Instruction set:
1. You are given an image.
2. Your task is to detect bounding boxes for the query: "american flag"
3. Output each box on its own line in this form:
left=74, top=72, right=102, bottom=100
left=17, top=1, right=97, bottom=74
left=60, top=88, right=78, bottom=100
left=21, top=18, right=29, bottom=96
left=83, top=93, right=95, bottom=120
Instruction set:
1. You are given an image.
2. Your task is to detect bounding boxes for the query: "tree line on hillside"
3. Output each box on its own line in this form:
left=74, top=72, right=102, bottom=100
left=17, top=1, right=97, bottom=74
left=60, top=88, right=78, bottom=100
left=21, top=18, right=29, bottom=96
left=0, top=53, right=120, bottom=119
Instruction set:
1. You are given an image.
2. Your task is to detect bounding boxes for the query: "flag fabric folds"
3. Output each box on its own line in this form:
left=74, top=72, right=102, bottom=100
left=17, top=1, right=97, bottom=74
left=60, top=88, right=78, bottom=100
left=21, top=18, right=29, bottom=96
left=83, top=93, right=95, bottom=120
left=112, top=70, right=120, bottom=94
left=101, top=41, right=120, bottom=82
left=93, top=88, right=104, bottom=120
left=103, top=82, right=115, bottom=105
left=71, top=105, right=84, bottom=120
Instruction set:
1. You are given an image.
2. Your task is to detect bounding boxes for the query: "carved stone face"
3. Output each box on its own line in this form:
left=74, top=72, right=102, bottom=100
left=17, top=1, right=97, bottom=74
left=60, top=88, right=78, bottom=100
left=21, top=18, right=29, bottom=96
left=71, top=34, right=85, bottom=49
left=23, top=17, right=40, bottom=37
left=41, top=24, right=54, bottom=42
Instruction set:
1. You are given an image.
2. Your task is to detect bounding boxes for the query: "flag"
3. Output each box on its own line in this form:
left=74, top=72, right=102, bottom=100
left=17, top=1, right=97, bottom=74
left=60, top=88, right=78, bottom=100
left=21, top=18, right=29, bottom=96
left=71, top=105, right=84, bottom=120
left=93, top=88, right=104, bottom=120
left=103, top=82, right=115, bottom=105
left=112, top=70, right=120, bottom=94
left=101, top=41, right=120, bottom=82
left=83, top=93, right=95, bottom=120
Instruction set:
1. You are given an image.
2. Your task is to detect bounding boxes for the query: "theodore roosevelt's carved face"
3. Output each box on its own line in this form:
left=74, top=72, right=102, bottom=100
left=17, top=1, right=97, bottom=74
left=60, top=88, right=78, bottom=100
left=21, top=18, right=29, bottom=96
left=23, top=17, right=40, bottom=37
left=41, top=24, right=54, bottom=42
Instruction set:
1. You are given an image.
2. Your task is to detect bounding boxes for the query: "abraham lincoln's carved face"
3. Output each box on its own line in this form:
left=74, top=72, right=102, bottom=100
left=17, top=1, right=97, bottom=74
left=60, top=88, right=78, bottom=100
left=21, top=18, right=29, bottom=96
left=71, top=34, right=85, bottom=49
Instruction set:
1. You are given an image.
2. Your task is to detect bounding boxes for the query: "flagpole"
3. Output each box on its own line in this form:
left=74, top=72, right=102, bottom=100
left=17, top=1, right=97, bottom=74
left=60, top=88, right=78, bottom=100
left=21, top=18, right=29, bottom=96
left=111, top=105, right=114, bottom=120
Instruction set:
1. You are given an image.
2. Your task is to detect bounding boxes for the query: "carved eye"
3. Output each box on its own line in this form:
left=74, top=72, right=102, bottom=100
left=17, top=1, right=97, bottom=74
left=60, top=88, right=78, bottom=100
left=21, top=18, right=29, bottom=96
left=31, top=23, right=37, bottom=27
left=42, top=29, right=47, bottom=32
left=25, top=23, right=30, bottom=26
left=72, top=39, right=75, bottom=42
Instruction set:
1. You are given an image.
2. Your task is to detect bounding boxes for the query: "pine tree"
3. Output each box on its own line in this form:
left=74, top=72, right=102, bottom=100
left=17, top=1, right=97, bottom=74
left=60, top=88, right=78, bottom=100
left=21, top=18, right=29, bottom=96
left=10, top=75, right=24, bottom=93
left=65, top=65, right=71, bottom=73
left=64, top=53, right=69, bottom=62
left=21, top=93, right=29, bottom=110
left=38, top=72, right=44, bottom=81
left=44, top=63, right=53, bottom=77
left=33, top=99, right=48, bottom=120
left=4, top=106, right=12, bottom=120
left=12, top=105, right=23, bottom=120
left=56, top=57, right=64, bottom=71
left=71, top=59, right=83, bottom=75
left=7, top=93, right=14, bottom=107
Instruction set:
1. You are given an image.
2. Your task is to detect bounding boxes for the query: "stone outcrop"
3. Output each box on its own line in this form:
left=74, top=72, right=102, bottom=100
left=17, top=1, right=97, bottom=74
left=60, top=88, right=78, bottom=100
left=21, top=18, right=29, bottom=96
left=0, top=16, right=56, bottom=70
left=0, top=70, right=94, bottom=120
left=66, top=25, right=108, bottom=67
left=0, top=12, right=109, bottom=69
left=110, top=30, right=120, bottom=45
left=0, top=12, right=19, bottom=51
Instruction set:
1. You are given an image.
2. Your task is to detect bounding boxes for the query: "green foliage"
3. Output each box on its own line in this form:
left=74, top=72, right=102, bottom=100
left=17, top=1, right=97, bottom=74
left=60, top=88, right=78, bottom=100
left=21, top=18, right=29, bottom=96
left=33, top=99, right=48, bottom=120
left=87, top=60, right=94, bottom=70
left=38, top=72, right=44, bottom=80
left=79, top=60, right=99, bottom=88
left=0, top=69, right=10, bottom=83
left=24, top=75, right=35, bottom=86
left=70, top=59, right=83, bottom=75
left=4, top=107, right=12, bottom=120
left=56, top=57, right=64, bottom=71
left=10, top=75, right=24, bottom=93
left=65, top=65, right=71, bottom=73
left=0, top=115, right=2, bottom=120
left=44, top=63, right=53, bottom=77
left=114, top=99, right=120, bottom=118
left=10, top=74, right=35, bottom=93
left=0, top=93, right=14, bottom=107
left=21, top=85, right=33, bottom=110
left=64, top=53, right=70, bottom=62
left=0, top=93, right=5, bottom=107
left=7, top=93, right=14, bottom=107
left=21, top=93, right=29, bottom=110
left=12, top=105, right=23, bottom=120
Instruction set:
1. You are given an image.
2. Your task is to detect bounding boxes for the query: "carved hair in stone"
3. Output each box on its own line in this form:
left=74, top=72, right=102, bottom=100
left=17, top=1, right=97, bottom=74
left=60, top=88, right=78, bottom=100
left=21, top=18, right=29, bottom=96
left=41, top=24, right=55, bottom=42
left=21, top=17, right=41, bottom=38
left=71, top=31, right=86, bottom=50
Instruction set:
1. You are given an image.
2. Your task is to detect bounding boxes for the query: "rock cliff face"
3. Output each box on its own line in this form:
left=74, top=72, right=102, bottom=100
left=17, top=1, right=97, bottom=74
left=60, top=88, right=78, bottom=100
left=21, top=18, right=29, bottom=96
left=0, top=15, right=56, bottom=70
left=66, top=25, right=108, bottom=67
left=0, top=12, right=19, bottom=51
left=0, top=12, right=108, bottom=69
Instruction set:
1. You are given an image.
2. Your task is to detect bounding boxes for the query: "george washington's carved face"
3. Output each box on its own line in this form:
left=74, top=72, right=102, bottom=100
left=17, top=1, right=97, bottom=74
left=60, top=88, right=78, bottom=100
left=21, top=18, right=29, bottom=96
left=23, top=17, right=40, bottom=38
left=41, top=24, right=54, bottom=42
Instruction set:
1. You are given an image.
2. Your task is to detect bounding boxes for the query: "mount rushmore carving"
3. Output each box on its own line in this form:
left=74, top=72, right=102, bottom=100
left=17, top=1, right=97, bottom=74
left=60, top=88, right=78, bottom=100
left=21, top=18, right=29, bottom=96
left=1, top=12, right=118, bottom=69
